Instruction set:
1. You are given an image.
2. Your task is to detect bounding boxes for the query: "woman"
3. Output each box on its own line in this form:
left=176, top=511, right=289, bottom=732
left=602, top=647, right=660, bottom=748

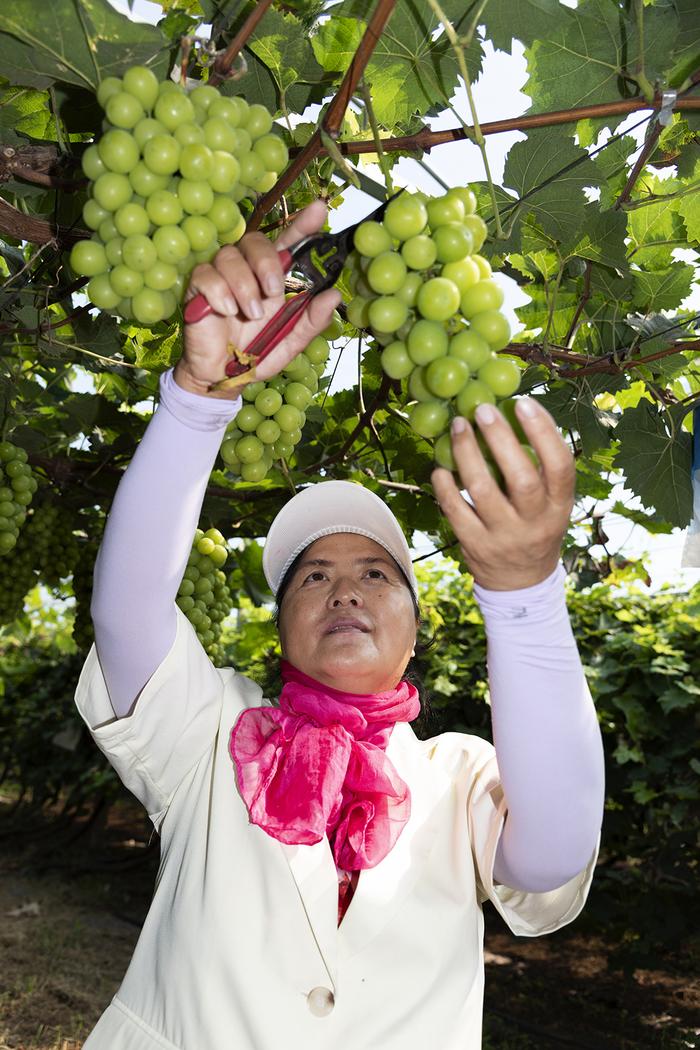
left=76, top=200, right=605, bottom=1050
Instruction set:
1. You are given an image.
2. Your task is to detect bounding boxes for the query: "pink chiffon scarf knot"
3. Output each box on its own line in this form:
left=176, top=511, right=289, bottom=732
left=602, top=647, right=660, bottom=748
left=228, top=660, right=421, bottom=871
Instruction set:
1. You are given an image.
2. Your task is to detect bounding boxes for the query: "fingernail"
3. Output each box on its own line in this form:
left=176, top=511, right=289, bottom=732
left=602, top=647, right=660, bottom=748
left=223, top=296, right=237, bottom=315
left=451, top=416, right=467, bottom=435
left=475, top=403, right=497, bottom=425
left=249, top=298, right=264, bottom=319
left=264, top=274, right=284, bottom=297
left=516, top=397, right=539, bottom=418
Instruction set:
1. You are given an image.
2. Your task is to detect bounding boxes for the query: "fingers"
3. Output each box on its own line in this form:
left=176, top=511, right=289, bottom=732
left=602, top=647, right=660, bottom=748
left=473, top=403, right=548, bottom=520
left=448, top=417, right=513, bottom=529
left=430, top=465, right=486, bottom=554
left=185, top=201, right=329, bottom=323
left=274, top=200, right=328, bottom=250
left=514, top=398, right=575, bottom=507
left=254, top=288, right=342, bottom=381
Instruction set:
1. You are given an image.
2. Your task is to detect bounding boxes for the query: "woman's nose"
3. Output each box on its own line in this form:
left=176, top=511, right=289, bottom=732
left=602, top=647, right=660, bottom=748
left=327, top=577, right=362, bottom=607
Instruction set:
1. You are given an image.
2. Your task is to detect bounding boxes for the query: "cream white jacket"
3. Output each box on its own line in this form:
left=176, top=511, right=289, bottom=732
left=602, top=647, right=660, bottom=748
left=75, top=609, right=599, bottom=1050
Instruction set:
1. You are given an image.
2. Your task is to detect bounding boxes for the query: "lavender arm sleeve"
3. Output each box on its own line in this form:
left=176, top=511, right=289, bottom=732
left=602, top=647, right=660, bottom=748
left=90, top=369, right=241, bottom=719
left=473, top=564, right=606, bottom=893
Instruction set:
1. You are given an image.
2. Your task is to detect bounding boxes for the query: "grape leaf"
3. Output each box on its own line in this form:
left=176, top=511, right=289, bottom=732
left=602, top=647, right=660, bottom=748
left=632, top=264, right=695, bottom=312
left=614, top=401, right=692, bottom=526
left=516, top=286, right=579, bottom=344
left=0, top=81, right=55, bottom=141
left=627, top=179, right=686, bottom=268
left=678, top=184, right=700, bottom=242
left=480, top=0, right=563, bottom=54
left=536, top=378, right=617, bottom=456
left=0, top=0, right=169, bottom=91
left=243, top=9, right=326, bottom=117
left=570, top=208, right=628, bottom=270
left=331, top=0, right=483, bottom=129
left=502, top=128, right=602, bottom=246
left=524, top=0, right=678, bottom=117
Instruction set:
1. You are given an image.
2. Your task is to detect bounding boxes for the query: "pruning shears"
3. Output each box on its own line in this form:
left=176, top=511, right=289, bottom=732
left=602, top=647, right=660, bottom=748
left=183, top=191, right=403, bottom=380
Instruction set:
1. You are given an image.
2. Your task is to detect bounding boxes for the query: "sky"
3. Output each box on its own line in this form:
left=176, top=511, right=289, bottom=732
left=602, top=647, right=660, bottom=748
left=102, top=0, right=700, bottom=592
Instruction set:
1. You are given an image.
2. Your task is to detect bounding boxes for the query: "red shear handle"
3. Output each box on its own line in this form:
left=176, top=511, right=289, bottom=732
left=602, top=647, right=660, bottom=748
left=224, top=289, right=314, bottom=377
left=183, top=248, right=294, bottom=325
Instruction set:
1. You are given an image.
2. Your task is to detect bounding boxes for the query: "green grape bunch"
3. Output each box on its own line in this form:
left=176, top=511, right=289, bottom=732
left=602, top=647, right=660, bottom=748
left=219, top=327, right=334, bottom=483
left=70, top=66, right=289, bottom=327
left=177, top=527, right=234, bottom=662
left=343, top=187, right=532, bottom=479
left=0, top=440, right=38, bottom=557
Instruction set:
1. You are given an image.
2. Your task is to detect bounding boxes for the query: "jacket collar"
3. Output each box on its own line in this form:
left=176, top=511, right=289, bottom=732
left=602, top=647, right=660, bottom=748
left=279, top=720, right=452, bottom=989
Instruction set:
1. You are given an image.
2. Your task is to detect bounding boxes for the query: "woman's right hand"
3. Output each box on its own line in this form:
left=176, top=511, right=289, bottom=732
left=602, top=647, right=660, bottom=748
left=174, top=199, right=342, bottom=400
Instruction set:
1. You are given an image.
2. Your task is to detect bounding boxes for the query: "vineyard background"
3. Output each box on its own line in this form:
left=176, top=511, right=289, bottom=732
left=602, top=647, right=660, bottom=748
left=0, top=0, right=699, bottom=1047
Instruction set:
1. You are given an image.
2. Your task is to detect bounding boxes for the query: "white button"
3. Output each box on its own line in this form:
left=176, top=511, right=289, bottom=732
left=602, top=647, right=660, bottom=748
left=307, top=986, right=335, bottom=1017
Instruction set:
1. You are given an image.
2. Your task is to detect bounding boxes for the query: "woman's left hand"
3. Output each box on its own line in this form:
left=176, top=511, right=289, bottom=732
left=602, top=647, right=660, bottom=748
left=431, top=398, right=575, bottom=591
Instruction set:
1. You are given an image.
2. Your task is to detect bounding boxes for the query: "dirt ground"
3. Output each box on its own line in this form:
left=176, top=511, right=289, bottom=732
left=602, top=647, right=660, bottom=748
left=1, top=796, right=698, bottom=1050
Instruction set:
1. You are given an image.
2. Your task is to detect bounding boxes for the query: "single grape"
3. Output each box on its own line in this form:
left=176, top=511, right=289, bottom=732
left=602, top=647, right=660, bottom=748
left=434, top=432, right=457, bottom=471
left=106, top=91, right=145, bottom=130
left=460, top=280, right=505, bottom=318
left=416, top=277, right=461, bottom=323
left=70, top=240, right=108, bottom=277
left=144, top=259, right=179, bottom=291
left=143, top=134, right=181, bottom=175
left=380, top=340, right=414, bottom=379
left=441, top=257, right=480, bottom=294
left=236, top=435, right=265, bottom=463
left=395, top=272, right=422, bottom=308
left=469, top=310, right=511, bottom=350
left=129, top=161, right=169, bottom=198
left=409, top=400, right=450, bottom=439
left=92, top=172, right=132, bottom=211
left=245, top=104, right=273, bottom=139
left=477, top=357, right=521, bottom=398
left=383, top=196, right=428, bottom=241
left=110, top=264, right=144, bottom=297
left=449, top=329, right=493, bottom=371
left=407, top=319, right=449, bottom=366
left=114, top=202, right=150, bottom=237
left=367, top=252, right=407, bottom=295
left=178, top=179, right=215, bottom=215
left=153, top=224, right=191, bottom=263
left=401, top=234, right=437, bottom=270
left=354, top=220, right=392, bottom=257
left=87, top=273, right=121, bottom=310
left=154, top=90, right=195, bottom=131
left=132, top=288, right=165, bottom=324
left=463, top=214, right=488, bottom=252
left=408, top=367, right=434, bottom=403
left=236, top=405, right=264, bottom=433
left=146, top=189, right=183, bottom=226
left=203, top=117, right=236, bottom=153
left=433, top=223, right=474, bottom=263
left=96, top=77, right=123, bottom=109
left=133, top=117, right=166, bottom=149
left=122, top=65, right=159, bottom=111
left=208, top=151, right=240, bottom=193
left=253, top=134, right=288, bottom=173
left=122, top=234, right=158, bottom=272
left=174, top=122, right=205, bottom=146
left=82, top=145, right=107, bottom=181
left=455, top=380, right=496, bottom=420
left=447, top=186, right=477, bottom=216
left=424, top=356, right=470, bottom=399
left=274, top=404, right=303, bottom=432
left=182, top=215, right=217, bottom=251
left=254, top=388, right=283, bottom=416
left=426, top=195, right=464, bottom=227
left=82, top=198, right=110, bottom=231
left=368, top=296, right=408, bottom=334
left=98, top=128, right=139, bottom=174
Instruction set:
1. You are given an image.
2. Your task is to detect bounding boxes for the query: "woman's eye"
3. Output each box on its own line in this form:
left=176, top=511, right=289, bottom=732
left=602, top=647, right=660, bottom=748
left=367, top=569, right=386, bottom=579
left=304, top=571, right=325, bottom=583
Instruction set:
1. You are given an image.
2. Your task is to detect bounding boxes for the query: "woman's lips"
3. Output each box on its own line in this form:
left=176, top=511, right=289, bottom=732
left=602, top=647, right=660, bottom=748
left=324, top=618, right=370, bottom=635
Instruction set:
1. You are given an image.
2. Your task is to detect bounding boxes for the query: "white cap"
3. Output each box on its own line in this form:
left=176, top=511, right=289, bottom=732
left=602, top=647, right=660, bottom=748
left=262, top=480, right=417, bottom=597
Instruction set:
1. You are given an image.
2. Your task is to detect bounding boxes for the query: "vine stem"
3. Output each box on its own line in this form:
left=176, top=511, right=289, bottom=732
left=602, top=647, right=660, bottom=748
left=633, top=0, right=655, bottom=102
left=359, top=80, right=393, bottom=194
left=208, top=0, right=275, bottom=87
left=248, top=0, right=397, bottom=229
left=30, top=340, right=140, bottom=369
left=425, top=0, right=503, bottom=237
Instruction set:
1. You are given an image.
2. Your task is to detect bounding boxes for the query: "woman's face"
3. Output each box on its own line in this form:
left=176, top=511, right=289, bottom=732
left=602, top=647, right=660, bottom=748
left=278, top=533, right=417, bottom=694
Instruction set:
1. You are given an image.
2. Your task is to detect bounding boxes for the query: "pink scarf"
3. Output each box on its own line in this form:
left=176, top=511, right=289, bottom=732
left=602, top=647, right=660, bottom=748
left=228, top=661, right=420, bottom=871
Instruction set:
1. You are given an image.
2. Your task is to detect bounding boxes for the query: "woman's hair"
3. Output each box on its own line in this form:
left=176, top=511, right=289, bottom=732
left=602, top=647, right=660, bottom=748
left=273, top=544, right=437, bottom=732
